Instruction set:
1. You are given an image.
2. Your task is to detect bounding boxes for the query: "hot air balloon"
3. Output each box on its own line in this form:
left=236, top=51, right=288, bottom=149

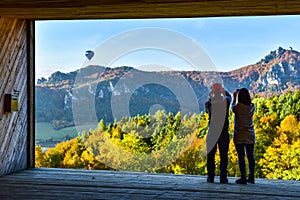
left=85, top=50, right=94, bottom=60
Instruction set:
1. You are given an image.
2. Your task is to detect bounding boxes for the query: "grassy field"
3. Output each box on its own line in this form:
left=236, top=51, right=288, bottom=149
left=36, top=122, right=97, bottom=145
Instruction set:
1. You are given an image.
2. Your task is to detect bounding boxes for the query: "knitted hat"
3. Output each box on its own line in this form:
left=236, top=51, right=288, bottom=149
left=211, top=83, right=223, bottom=93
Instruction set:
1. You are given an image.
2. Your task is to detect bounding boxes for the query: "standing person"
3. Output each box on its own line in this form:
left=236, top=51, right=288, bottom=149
left=232, top=88, right=256, bottom=184
left=205, top=83, right=231, bottom=184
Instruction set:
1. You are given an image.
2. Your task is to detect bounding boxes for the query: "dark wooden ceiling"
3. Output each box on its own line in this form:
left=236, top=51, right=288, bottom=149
left=0, top=0, right=300, bottom=20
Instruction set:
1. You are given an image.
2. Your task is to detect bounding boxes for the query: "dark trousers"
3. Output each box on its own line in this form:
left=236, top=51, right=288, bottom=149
left=207, top=135, right=229, bottom=178
left=235, top=143, right=255, bottom=177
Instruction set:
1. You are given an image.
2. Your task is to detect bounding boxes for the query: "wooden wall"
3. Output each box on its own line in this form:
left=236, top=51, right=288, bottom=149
left=0, top=17, right=28, bottom=176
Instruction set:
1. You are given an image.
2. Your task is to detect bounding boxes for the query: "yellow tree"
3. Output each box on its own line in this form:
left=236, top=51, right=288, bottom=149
left=254, top=113, right=280, bottom=177
left=35, top=146, right=47, bottom=167
left=227, top=139, right=240, bottom=177
left=259, top=133, right=300, bottom=180
left=258, top=115, right=300, bottom=180
left=278, top=114, right=299, bottom=142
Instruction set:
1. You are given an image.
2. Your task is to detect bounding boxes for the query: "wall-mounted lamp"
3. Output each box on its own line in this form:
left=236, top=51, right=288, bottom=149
left=4, top=90, right=19, bottom=113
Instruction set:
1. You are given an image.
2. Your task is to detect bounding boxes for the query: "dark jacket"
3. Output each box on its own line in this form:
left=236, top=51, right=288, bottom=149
left=232, top=101, right=255, bottom=144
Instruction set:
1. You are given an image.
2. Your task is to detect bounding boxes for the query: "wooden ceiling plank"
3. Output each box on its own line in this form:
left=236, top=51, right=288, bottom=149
left=0, top=0, right=299, bottom=20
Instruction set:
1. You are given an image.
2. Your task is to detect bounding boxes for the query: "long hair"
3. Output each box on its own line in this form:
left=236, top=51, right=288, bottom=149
left=238, top=88, right=251, bottom=105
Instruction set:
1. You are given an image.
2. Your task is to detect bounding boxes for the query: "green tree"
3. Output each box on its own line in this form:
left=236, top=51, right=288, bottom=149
left=98, top=119, right=106, bottom=131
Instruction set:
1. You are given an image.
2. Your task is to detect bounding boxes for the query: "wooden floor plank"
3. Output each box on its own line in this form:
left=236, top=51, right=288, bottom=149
left=0, top=168, right=299, bottom=199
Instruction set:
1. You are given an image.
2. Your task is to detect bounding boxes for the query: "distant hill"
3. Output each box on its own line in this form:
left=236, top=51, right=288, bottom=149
left=36, top=47, right=300, bottom=128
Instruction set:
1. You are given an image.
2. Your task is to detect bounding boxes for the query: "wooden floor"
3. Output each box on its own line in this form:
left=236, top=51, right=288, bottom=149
left=0, top=168, right=300, bottom=200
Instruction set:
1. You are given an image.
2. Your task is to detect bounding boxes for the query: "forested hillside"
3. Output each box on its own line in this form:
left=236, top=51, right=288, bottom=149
left=36, top=90, right=300, bottom=180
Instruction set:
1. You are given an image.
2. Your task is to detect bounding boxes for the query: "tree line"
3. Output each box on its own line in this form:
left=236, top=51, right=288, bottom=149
left=35, top=90, right=300, bottom=180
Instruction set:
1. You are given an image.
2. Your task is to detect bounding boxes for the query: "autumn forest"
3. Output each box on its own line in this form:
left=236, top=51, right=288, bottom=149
left=35, top=90, right=300, bottom=180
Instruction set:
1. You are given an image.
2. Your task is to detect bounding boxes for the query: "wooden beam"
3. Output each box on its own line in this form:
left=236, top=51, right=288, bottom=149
left=0, top=0, right=300, bottom=20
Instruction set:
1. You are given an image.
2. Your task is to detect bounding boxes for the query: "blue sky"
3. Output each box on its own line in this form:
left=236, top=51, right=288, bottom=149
left=36, top=15, right=300, bottom=79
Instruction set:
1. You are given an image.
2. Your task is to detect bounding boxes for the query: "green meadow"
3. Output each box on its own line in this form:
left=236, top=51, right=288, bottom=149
left=35, top=123, right=96, bottom=148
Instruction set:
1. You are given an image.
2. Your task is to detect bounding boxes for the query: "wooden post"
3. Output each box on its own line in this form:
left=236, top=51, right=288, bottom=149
left=27, top=19, right=35, bottom=169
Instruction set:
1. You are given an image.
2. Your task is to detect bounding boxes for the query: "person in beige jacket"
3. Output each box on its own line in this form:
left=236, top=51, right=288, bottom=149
left=205, top=83, right=232, bottom=184
left=232, top=88, right=256, bottom=184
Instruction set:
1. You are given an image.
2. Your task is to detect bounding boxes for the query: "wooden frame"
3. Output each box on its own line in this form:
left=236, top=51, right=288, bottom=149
left=13, top=0, right=300, bottom=169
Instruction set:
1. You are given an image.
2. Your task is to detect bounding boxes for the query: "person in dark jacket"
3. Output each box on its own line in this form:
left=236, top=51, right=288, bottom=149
left=232, top=88, right=256, bottom=184
left=205, top=83, right=231, bottom=184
